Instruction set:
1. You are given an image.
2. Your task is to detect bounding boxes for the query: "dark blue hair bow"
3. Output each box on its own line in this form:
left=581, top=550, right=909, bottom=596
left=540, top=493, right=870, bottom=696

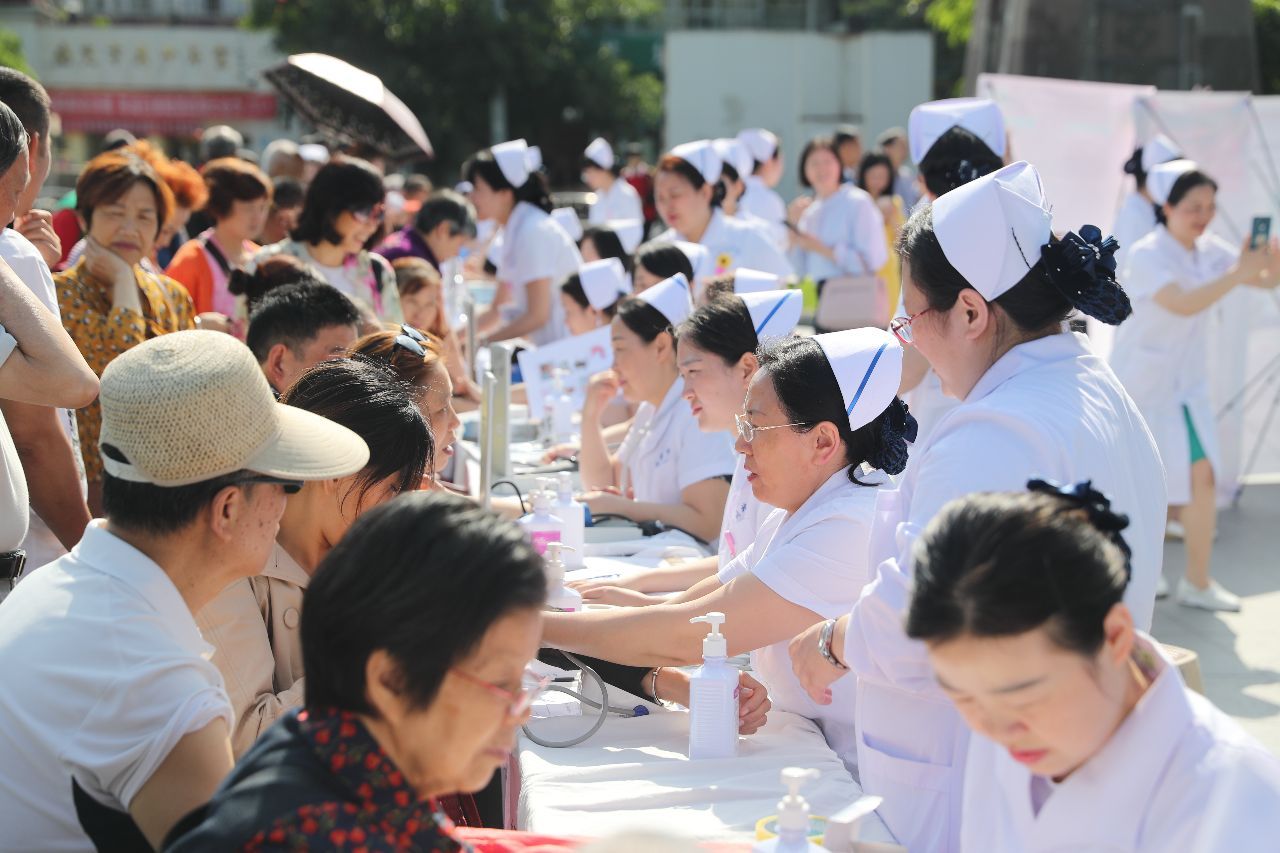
left=1040, top=225, right=1133, bottom=325
left=1027, top=478, right=1133, bottom=576
left=871, top=398, right=918, bottom=476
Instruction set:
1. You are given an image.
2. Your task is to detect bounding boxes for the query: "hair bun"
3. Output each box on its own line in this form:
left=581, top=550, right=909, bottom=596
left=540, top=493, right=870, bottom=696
left=1039, top=225, right=1133, bottom=325
left=1123, top=148, right=1143, bottom=176
left=870, top=398, right=918, bottom=476
left=1027, top=478, right=1133, bottom=577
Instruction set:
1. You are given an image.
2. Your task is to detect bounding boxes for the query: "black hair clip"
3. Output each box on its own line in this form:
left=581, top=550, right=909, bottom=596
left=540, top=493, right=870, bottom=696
left=1027, top=478, right=1133, bottom=571
left=1040, top=225, right=1133, bottom=325
left=872, top=398, right=919, bottom=476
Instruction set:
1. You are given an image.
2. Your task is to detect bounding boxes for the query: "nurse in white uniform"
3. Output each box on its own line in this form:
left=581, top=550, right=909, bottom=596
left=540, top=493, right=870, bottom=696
left=1114, top=134, right=1182, bottom=270
left=576, top=273, right=735, bottom=543
left=545, top=328, right=917, bottom=772
left=468, top=138, right=583, bottom=347
left=653, top=139, right=793, bottom=280
left=1110, top=159, right=1280, bottom=612
left=788, top=135, right=888, bottom=333
left=582, top=137, right=644, bottom=226
left=571, top=287, right=803, bottom=605
left=898, top=97, right=1008, bottom=443
left=737, top=127, right=790, bottom=253
left=788, top=162, right=1167, bottom=852
left=560, top=257, right=631, bottom=336
left=904, top=482, right=1280, bottom=853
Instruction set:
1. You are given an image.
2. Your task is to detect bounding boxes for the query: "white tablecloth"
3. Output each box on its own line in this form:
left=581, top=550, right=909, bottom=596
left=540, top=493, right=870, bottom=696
left=514, top=702, right=898, bottom=847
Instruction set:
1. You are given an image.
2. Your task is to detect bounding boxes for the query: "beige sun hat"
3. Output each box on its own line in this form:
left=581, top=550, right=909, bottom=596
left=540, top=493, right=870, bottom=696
left=98, top=330, right=370, bottom=487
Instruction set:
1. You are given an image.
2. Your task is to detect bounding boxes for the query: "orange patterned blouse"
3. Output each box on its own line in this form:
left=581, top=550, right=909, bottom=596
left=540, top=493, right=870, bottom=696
left=55, top=259, right=196, bottom=481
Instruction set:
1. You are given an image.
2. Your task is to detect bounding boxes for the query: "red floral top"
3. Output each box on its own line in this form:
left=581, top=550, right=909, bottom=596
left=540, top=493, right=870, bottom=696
left=242, top=709, right=466, bottom=852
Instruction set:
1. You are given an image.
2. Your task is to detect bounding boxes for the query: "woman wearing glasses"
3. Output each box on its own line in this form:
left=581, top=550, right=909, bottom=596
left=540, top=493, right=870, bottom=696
left=786, top=162, right=1166, bottom=853
left=170, top=493, right=547, bottom=849
left=544, top=327, right=913, bottom=773
left=250, top=158, right=403, bottom=326
left=467, top=139, right=583, bottom=347
left=576, top=274, right=736, bottom=545
left=196, top=357, right=432, bottom=758
left=571, top=288, right=802, bottom=606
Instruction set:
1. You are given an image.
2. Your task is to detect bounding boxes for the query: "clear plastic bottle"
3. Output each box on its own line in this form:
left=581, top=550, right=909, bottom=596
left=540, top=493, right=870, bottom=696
left=550, top=366, right=576, bottom=444
left=542, top=541, right=583, bottom=612
left=752, top=768, right=824, bottom=852
left=518, top=488, right=564, bottom=556
left=687, top=612, right=739, bottom=760
left=554, top=472, right=585, bottom=569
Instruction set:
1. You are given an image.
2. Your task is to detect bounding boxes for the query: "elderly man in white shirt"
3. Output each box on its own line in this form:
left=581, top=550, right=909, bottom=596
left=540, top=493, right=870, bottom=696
left=0, top=330, right=369, bottom=850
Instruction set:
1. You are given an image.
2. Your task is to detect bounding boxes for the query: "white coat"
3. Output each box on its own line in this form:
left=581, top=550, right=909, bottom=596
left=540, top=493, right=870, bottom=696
left=718, top=467, right=882, bottom=773
left=1109, top=225, right=1232, bottom=504
left=656, top=208, right=794, bottom=280
left=962, top=634, right=1280, bottom=853
left=588, top=178, right=644, bottom=226
left=718, top=455, right=773, bottom=568
left=739, top=175, right=789, bottom=253
left=842, top=332, right=1167, bottom=853
left=615, top=378, right=736, bottom=507
left=496, top=201, right=583, bottom=346
left=1112, top=191, right=1158, bottom=272
left=792, top=185, right=888, bottom=284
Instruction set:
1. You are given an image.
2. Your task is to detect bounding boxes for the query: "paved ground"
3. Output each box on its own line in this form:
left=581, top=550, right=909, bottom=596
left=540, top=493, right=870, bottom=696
left=1152, top=482, right=1280, bottom=753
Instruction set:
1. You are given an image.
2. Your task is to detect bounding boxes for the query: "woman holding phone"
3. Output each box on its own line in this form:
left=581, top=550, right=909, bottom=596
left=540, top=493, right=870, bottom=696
left=1110, top=160, right=1280, bottom=611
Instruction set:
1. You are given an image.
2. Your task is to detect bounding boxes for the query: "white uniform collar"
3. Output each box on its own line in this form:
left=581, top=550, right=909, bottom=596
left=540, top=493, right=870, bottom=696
left=994, top=633, right=1189, bottom=847
left=964, top=331, right=1090, bottom=405
left=70, top=520, right=212, bottom=658
left=778, top=466, right=865, bottom=530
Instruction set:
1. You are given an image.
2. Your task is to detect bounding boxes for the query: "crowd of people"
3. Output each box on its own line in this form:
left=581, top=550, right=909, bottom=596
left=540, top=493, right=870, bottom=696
left=1, top=59, right=1279, bottom=853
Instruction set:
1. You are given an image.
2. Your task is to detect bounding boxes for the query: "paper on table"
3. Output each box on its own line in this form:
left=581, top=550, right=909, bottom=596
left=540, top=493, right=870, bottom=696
left=530, top=689, right=582, bottom=719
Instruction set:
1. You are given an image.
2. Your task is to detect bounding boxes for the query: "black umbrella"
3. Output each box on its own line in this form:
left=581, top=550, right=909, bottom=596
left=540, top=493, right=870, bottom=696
left=263, top=53, right=433, bottom=160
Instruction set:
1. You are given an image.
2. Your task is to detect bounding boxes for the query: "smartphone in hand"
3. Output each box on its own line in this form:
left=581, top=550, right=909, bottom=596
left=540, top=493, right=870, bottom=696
left=1250, top=215, right=1272, bottom=250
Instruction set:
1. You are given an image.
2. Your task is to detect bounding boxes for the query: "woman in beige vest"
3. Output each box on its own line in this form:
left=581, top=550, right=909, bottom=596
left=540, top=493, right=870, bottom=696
left=197, top=356, right=432, bottom=756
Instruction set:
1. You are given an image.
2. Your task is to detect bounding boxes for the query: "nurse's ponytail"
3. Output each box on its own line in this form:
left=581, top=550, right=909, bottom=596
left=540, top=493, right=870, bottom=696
left=756, top=336, right=911, bottom=485
left=905, top=481, right=1132, bottom=657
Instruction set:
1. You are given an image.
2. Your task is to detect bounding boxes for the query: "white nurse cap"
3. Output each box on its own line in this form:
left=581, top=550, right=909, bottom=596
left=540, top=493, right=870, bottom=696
left=636, top=273, right=693, bottom=326
left=1140, top=134, right=1182, bottom=173
left=604, top=219, right=644, bottom=254
left=550, top=207, right=583, bottom=242
left=675, top=240, right=713, bottom=280
left=578, top=258, right=630, bottom=311
left=669, top=140, right=723, bottom=185
left=585, top=137, right=614, bottom=170
left=813, top=327, right=904, bottom=432
left=713, top=138, right=753, bottom=179
left=740, top=289, right=802, bottom=341
left=737, top=128, right=779, bottom=164
left=908, top=98, right=1007, bottom=164
left=1146, top=159, right=1199, bottom=206
left=933, top=160, right=1052, bottom=302
left=491, top=138, right=542, bottom=188
left=733, top=268, right=781, bottom=294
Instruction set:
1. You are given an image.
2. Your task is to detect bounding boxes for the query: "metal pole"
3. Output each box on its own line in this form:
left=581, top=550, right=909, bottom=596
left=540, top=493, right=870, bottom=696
left=490, top=0, right=508, bottom=144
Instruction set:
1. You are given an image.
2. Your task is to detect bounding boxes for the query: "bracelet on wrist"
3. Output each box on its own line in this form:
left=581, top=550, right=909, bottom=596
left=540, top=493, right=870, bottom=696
left=819, top=619, right=849, bottom=671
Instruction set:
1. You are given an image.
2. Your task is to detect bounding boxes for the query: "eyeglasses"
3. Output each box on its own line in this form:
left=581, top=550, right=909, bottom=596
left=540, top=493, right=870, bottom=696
left=889, top=308, right=932, bottom=345
left=734, top=412, right=812, bottom=444
left=350, top=203, right=386, bottom=224
left=394, top=324, right=428, bottom=357
left=236, top=474, right=304, bottom=495
left=452, top=665, right=551, bottom=718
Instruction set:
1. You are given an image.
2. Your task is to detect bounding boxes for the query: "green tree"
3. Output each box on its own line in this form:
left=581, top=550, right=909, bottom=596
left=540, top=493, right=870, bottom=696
left=841, top=0, right=973, bottom=97
left=249, top=0, right=663, bottom=182
left=1256, top=0, right=1280, bottom=93
left=0, top=28, right=33, bottom=76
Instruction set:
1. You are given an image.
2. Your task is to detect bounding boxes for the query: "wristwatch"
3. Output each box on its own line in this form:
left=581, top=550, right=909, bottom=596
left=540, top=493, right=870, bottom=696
left=818, top=619, right=848, bottom=670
